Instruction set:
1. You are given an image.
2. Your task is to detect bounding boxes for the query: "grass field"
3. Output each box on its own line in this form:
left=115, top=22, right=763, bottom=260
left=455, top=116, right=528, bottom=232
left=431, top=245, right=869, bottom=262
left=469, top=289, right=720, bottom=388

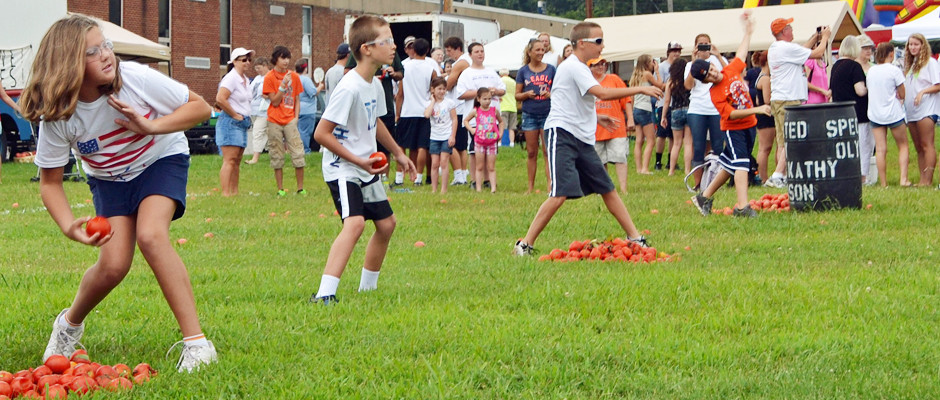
left=1, top=140, right=938, bottom=398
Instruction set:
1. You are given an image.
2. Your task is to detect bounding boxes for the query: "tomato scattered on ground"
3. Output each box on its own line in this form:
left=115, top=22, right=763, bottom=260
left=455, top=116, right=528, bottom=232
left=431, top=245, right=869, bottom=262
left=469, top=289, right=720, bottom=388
left=1, top=351, right=156, bottom=398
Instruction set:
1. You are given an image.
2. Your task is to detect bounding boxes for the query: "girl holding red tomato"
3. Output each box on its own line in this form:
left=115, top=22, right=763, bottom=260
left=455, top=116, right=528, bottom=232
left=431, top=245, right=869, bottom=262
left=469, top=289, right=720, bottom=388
left=20, top=14, right=217, bottom=372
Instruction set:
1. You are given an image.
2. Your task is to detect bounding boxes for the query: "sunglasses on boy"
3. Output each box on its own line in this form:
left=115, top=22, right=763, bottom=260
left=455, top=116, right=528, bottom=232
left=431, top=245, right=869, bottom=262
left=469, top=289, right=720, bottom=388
left=579, top=37, right=604, bottom=45
left=365, top=37, right=395, bottom=47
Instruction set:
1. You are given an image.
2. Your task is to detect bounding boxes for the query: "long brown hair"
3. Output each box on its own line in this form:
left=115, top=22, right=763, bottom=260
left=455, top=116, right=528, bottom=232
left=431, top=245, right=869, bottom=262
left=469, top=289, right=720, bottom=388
left=522, top=39, right=544, bottom=66
left=629, top=54, right=654, bottom=87
left=904, top=33, right=932, bottom=76
left=20, top=14, right=122, bottom=123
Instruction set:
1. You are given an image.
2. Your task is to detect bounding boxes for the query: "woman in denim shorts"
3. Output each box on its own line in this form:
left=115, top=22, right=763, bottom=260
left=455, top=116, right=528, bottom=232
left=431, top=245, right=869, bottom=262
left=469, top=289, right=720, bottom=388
left=216, top=47, right=255, bottom=196
left=661, top=59, right=691, bottom=176
left=515, top=38, right=556, bottom=193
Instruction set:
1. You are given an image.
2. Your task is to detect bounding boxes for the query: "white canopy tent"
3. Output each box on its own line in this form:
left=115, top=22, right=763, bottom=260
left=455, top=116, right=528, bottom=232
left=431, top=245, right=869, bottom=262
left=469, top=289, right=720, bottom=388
left=587, top=2, right=863, bottom=62
left=482, top=28, right=570, bottom=71
left=891, top=7, right=940, bottom=42
left=81, top=14, right=171, bottom=63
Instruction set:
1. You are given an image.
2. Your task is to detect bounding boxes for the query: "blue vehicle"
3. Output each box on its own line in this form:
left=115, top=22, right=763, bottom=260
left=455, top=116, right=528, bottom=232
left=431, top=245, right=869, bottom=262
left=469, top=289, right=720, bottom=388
left=0, top=89, right=35, bottom=162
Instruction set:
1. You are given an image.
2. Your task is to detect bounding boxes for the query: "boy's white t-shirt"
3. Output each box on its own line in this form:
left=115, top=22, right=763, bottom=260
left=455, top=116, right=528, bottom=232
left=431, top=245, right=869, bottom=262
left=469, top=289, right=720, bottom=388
left=543, top=56, right=601, bottom=145
left=684, top=55, right=722, bottom=115
left=454, top=66, right=505, bottom=116
left=400, top=57, right=437, bottom=118
left=35, top=62, right=190, bottom=182
left=446, top=53, right=473, bottom=108
left=904, top=57, right=940, bottom=121
left=866, top=63, right=907, bottom=125
left=768, top=40, right=812, bottom=102
left=429, top=98, right=457, bottom=141
left=320, top=71, right=388, bottom=182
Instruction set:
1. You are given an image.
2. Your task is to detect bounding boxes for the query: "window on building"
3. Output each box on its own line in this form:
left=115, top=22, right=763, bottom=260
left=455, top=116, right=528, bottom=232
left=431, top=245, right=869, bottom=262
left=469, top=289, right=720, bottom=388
left=109, top=0, right=122, bottom=26
left=220, top=0, right=231, bottom=65
left=158, top=0, right=170, bottom=44
left=302, top=6, right=312, bottom=57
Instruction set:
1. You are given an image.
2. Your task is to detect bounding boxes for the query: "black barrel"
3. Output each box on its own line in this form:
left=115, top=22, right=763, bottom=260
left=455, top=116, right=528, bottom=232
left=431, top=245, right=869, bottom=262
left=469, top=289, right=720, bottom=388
left=783, top=102, right=862, bottom=211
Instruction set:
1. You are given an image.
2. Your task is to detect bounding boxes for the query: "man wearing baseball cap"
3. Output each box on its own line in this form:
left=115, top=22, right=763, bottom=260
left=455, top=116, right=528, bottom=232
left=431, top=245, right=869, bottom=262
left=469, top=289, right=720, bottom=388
left=323, top=43, right=350, bottom=107
left=764, top=17, right=831, bottom=188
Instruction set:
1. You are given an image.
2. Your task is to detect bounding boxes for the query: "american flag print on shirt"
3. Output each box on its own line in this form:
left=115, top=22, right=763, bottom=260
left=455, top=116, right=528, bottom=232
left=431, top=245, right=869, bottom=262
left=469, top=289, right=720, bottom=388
left=79, top=111, right=155, bottom=181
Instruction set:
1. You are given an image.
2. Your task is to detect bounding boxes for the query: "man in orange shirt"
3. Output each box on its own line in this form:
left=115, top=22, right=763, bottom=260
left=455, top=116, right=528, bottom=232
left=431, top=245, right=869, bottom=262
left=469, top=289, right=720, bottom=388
left=263, top=45, right=306, bottom=196
left=689, top=12, right=771, bottom=218
left=590, top=58, right=634, bottom=194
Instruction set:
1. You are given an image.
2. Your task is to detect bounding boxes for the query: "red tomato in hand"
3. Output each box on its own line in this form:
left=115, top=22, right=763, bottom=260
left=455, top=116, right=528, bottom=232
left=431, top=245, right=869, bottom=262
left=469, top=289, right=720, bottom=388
left=370, top=152, right=388, bottom=169
left=85, top=216, right=111, bottom=237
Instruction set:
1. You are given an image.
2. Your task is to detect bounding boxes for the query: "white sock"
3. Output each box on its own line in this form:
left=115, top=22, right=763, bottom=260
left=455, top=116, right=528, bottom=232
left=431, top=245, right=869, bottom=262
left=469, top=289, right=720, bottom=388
left=771, top=172, right=783, bottom=179
left=462, top=170, right=469, bottom=181
left=359, top=269, right=380, bottom=292
left=395, top=172, right=404, bottom=184
left=183, top=333, right=209, bottom=347
left=315, top=275, right=341, bottom=298
left=57, top=311, right=82, bottom=331
left=415, top=173, right=424, bottom=182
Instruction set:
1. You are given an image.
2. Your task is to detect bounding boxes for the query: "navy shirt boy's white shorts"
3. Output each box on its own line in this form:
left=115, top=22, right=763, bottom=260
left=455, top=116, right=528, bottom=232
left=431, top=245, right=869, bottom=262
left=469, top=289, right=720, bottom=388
left=545, top=127, right=615, bottom=198
left=717, top=128, right=755, bottom=173
left=88, top=153, right=190, bottom=220
left=327, top=175, right=393, bottom=221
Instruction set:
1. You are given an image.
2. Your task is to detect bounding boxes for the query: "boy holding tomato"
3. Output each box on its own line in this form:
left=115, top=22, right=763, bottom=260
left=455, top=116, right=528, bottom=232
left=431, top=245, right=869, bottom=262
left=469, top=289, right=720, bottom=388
left=311, top=15, right=416, bottom=304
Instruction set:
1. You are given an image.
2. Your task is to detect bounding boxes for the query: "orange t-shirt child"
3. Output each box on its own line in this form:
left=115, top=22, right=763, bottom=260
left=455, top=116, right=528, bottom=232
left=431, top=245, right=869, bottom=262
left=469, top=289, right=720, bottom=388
left=594, top=74, right=633, bottom=142
left=263, top=69, right=302, bottom=125
left=708, top=57, right=756, bottom=131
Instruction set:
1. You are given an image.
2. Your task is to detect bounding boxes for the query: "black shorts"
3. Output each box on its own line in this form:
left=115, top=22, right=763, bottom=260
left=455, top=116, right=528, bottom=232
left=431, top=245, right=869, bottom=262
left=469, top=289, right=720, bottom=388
left=326, top=175, right=393, bottom=221
left=755, top=113, right=775, bottom=130
left=454, top=114, right=469, bottom=152
left=718, top=128, right=755, bottom=173
left=545, top=127, right=615, bottom=199
left=377, top=114, right=395, bottom=156
left=656, top=108, right=672, bottom=138
left=396, top=117, right=430, bottom=151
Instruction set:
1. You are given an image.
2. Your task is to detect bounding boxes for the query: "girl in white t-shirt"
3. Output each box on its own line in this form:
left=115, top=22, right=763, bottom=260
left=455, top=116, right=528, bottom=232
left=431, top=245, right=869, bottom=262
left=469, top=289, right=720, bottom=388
left=866, top=43, right=910, bottom=187
left=424, top=77, right=457, bottom=194
left=902, top=33, right=940, bottom=186
left=19, top=15, right=217, bottom=372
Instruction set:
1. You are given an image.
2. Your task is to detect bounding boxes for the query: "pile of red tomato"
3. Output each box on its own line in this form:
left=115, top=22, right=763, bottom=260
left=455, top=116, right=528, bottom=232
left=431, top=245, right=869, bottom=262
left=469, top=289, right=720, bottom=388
left=0, top=350, right=156, bottom=399
left=749, top=193, right=790, bottom=213
left=538, top=238, right=677, bottom=263
left=703, top=193, right=791, bottom=215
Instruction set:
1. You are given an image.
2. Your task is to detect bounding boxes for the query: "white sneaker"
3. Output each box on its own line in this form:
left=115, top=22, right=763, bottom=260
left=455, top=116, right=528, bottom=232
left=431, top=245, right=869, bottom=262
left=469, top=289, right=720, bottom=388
left=168, top=340, right=218, bottom=373
left=763, top=176, right=786, bottom=188
left=43, top=309, right=84, bottom=362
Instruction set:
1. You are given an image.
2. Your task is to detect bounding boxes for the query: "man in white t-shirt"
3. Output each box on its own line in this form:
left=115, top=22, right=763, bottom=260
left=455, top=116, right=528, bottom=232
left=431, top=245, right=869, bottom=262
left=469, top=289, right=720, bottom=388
left=396, top=38, right=438, bottom=186
left=765, top=17, right=831, bottom=188
left=512, top=22, right=662, bottom=256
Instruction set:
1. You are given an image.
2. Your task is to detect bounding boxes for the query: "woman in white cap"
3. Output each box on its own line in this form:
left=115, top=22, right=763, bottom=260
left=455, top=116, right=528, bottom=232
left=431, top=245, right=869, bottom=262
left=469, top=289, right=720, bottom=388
left=216, top=47, right=254, bottom=196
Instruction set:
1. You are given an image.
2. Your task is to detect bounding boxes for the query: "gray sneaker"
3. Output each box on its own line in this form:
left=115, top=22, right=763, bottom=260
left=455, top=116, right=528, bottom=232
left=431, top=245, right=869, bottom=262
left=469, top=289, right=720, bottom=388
left=763, top=176, right=786, bottom=188
left=628, top=236, right=650, bottom=248
left=43, top=309, right=84, bottom=362
left=691, top=194, right=713, bottom=216
left=733, top=205, right=759, bottom=218
left=512, top=240, right=535, bottom=256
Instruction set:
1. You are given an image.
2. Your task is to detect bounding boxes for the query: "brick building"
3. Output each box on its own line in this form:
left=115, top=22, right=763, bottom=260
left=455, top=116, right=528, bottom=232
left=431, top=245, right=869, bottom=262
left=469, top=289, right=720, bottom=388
left=67, top=0, right=575, bottom=104
left=68, top=0, right=347, bottom=104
